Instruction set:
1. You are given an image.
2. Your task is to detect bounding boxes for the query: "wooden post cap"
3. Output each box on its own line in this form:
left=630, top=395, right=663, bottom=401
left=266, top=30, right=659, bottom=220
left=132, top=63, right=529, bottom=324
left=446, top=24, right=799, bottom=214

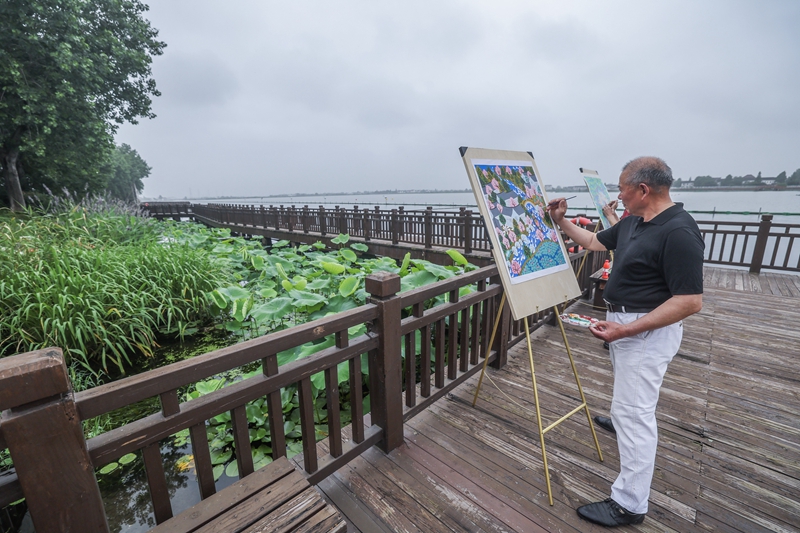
left=0, top=348, right=69, bottom=411
left=365, top=272, right=401, bottom=298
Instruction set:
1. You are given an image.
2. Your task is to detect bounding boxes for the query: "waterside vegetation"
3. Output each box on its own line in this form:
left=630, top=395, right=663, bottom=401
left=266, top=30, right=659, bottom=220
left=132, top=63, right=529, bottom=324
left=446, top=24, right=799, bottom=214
left=1, top=202, right=479, bottom=487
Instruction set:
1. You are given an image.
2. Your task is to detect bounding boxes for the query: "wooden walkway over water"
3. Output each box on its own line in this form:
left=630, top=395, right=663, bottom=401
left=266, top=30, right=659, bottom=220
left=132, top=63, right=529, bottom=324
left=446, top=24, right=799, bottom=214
left=311, top=267, right=800, bottom=532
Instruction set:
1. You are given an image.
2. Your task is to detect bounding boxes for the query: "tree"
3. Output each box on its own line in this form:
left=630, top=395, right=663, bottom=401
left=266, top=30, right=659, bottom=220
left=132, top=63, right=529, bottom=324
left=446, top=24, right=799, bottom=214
left=694, top=175, right=718, bottom=187
left=789, top=169, right=800, bottom=186
left=106, top=144, right=151, bottom=202
left=721, top=174, right=733, bottom=186
left=775, top=171, right=787, bottom=184
left=0, top=0, right=165, bottom=211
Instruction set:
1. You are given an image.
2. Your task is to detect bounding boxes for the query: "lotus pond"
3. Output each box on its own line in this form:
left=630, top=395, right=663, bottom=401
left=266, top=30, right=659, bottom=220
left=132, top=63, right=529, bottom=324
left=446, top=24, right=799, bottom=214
left=0, top=205, right=478, bottom=532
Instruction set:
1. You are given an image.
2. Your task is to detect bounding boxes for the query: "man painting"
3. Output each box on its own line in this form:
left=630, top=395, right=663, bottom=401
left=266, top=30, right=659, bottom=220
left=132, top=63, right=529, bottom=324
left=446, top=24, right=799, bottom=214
left=547, top=156, right=704, bottom=527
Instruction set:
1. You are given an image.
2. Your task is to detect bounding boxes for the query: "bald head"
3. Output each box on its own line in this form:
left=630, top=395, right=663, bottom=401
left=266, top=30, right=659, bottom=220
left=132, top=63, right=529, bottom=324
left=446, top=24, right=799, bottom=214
left=621, top=157, right=673, bottom=194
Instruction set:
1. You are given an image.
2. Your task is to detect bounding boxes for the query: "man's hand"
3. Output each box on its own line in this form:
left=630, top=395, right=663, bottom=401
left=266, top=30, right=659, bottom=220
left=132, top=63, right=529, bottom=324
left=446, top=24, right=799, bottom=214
left=589, top=294, right=703, bottom=343
left=546, top=197, right=568, bottom=223
left=589, top=320, right=626, bottom=342
left=602, top=200, right=620, bottom=226
left=546, top=197, right=608, bottom=252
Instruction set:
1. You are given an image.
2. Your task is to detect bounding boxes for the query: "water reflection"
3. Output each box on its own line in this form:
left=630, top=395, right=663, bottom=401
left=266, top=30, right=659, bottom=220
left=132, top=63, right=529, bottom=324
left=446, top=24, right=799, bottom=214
left=99, top=440, right=191, bottom=533
left=99, top=438, right=243, bottom=533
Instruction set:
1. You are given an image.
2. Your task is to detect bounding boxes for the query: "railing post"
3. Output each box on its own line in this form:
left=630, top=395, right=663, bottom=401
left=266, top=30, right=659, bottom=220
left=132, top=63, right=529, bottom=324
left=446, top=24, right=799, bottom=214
left=302, top=205, right=310, bottom=233
left=391, top=208, right=399, bottom=244
left=365, top=272, right=404, bottom=452
left=398, top=206, right=405, bottom=239
left=319, top=206, right=327, bottom=236
left=363, top=208, right=371, bottom=241
left=463, top=209, right=473, bottom=254
left=337, top=206, right=347, bottom=235
left=750, top=214, right=773, bottom=274
left=0, top=348, right=109, bottom=533
left=424, top=207, right=433, bottom=249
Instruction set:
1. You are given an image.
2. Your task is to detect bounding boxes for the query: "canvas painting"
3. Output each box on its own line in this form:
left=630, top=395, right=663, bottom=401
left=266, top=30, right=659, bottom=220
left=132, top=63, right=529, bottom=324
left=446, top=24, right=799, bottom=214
left=472, top=158, right=569, bottom=284
left=461, top=147, right=581, bottom=319
left=581, top=169, right=613, bottom=229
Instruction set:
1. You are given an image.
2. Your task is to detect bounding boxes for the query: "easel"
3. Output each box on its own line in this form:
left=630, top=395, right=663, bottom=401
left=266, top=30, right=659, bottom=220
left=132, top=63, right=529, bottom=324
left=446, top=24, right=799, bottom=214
left=472, top=293, right=604, bottom=506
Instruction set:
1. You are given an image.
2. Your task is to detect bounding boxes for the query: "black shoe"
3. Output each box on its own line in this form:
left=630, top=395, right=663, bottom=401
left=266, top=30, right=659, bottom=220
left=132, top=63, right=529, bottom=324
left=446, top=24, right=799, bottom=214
left=594, top=416, right=616, bottom=434
left=603, top=341, right=609, bottom=350
left=577, top=498, right=645, bottom=527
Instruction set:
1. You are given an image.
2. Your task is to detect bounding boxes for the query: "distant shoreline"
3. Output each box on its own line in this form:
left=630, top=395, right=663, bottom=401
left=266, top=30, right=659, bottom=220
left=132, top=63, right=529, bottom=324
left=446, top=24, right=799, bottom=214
left=671, top=186, right=800, bottom=192
left=145, top=186, right=800, bottom=202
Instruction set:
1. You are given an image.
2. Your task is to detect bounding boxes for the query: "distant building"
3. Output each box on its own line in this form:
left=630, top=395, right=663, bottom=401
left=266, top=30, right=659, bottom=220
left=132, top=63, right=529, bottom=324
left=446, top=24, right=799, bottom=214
left=741, top=175, right=776, bottom=185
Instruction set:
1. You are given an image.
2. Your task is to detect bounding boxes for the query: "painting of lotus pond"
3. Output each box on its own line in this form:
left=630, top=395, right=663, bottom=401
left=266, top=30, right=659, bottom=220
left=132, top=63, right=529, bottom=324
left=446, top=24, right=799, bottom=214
left=472, top=159, right=569, bottom=284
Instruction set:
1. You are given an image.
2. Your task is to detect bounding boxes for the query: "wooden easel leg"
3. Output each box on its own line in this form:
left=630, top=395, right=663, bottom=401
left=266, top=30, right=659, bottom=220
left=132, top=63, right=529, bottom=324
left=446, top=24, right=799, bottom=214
left=471, top=293, right=506, bottom=408
left=553, top=307, right=604, bottom=463
left=523, top=316, right=554, bottom=505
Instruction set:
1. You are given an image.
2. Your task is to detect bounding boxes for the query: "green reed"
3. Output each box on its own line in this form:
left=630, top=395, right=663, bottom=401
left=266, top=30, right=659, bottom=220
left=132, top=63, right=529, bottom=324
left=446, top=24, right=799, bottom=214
left=0, top=206, right=226, bottom=375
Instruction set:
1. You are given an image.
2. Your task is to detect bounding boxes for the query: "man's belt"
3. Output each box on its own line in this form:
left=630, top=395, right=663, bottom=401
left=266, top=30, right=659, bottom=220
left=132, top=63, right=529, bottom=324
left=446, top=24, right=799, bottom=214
left=604, top=301, right=656, bottom=314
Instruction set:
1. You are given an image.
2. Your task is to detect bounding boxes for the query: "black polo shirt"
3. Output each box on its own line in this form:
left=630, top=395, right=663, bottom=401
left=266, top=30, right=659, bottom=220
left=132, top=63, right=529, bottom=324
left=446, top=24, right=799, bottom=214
left=596, top=203, right=704, bottom=309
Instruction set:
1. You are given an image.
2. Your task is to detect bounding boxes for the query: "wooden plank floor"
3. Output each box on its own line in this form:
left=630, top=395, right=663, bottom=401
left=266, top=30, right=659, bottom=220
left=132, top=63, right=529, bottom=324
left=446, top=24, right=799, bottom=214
left=316, top=267, right=800, bottom=532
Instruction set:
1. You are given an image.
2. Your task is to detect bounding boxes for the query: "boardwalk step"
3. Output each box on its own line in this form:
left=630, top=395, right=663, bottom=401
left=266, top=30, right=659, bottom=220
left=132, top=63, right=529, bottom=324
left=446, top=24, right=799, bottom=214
left=149, top=456, right=346, bottom=533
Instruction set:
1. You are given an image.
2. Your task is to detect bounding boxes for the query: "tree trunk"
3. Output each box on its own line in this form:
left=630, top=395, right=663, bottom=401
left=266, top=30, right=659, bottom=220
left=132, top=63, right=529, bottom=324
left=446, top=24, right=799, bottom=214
left=2, top=147, right=26, bottom=212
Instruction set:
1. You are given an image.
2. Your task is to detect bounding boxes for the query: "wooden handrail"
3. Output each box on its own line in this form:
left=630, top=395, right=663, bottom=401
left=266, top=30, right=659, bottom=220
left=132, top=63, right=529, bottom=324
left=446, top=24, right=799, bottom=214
left=145, top=204, right=800, bottom=274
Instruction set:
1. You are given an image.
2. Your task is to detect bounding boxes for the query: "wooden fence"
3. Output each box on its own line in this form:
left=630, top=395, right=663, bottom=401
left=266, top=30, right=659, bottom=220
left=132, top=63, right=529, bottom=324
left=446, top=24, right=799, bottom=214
left=697, top=215, right=800, bottom=273
left=144, top=203, right=800, bottom=274
left=0, top=241, right=605, bottom=532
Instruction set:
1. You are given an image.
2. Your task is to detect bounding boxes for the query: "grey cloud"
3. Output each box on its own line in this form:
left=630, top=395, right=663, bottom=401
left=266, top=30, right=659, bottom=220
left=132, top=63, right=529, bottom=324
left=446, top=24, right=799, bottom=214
left=154, top=51, right=239, bottom=107
left=117, top=0, right=800, bottom=198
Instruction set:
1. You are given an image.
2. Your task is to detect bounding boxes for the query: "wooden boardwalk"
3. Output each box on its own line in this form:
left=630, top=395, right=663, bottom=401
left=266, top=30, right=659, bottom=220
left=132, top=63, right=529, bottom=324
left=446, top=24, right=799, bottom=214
left=313, top=267, right=800, bottom=532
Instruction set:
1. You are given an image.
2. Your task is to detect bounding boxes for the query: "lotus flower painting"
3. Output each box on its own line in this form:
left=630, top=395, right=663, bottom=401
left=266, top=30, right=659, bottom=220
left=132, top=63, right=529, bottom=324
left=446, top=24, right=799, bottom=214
left=473, top=159, right=569, bottom=283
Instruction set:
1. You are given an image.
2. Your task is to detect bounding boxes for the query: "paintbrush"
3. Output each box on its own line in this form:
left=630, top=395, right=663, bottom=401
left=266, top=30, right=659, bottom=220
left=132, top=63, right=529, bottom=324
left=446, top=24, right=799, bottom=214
left=546, top=195, right=576, bottom=209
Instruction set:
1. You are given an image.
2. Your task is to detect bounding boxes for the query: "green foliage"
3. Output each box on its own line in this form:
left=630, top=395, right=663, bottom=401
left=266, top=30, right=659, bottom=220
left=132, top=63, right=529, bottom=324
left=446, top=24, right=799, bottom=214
left=193, top=229, right=476, bottom=343
left=693, top=176, right=718, bottom=187
left=788, top=169, right=800, bottom=186
left=106, top=144, right=151, bottom=202
left=8, top=215, right=480, bottom=480
left=168, top=232, right=478, bottom=479
left=0, top=0, right=165, bottom=208
left=0, top=207, right=226, bottom=375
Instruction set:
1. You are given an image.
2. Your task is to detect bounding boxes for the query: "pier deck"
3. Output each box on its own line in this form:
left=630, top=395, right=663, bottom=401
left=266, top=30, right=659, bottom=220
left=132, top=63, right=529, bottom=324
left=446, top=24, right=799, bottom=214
left=314, top=267, right=800, bottom=532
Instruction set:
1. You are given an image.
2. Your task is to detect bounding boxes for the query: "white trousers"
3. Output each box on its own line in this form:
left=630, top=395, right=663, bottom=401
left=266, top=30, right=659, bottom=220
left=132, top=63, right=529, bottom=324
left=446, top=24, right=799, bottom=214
left=607, top=311, right=683, bottom=514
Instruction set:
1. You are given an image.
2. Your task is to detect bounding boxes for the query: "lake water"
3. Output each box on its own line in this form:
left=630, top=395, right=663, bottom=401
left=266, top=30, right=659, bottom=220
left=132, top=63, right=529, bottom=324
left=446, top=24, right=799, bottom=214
left=193, top=189, right=800, bottom=223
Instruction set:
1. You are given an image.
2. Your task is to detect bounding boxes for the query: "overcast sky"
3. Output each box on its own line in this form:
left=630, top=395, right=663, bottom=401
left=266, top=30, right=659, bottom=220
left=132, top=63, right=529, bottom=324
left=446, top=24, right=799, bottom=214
left=116, top=0, right=800, bottom=199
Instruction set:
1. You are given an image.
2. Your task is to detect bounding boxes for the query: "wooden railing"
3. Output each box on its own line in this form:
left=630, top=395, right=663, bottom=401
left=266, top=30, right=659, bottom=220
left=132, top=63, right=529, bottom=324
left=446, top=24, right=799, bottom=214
left=144, top=203, right=800, bottom=274
left=140, top=202, right=193, bottom=220
left=0, top=247, right=605, bottom=532
left=698, top=215, right=800, bottom=273
left=188, top=204, right=491, bottom=254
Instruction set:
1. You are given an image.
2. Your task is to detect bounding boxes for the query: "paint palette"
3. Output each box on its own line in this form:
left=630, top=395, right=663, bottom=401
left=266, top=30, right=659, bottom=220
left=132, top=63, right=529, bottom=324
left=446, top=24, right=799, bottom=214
left=559, top=313, right=599, bottom=328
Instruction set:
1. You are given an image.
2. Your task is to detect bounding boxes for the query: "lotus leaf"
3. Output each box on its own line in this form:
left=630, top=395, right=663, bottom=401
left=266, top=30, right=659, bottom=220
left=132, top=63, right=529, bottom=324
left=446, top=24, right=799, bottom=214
left=340, top=249, right=357, bottom=262
left=338, top=276, right=359, bottom=297
left=321, top=261, right=345, bottom=275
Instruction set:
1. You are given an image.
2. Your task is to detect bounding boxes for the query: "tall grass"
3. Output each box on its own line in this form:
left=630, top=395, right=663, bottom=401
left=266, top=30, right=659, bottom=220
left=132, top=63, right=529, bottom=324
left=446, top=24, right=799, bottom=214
left=0, top=203, right=226, bottom=375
